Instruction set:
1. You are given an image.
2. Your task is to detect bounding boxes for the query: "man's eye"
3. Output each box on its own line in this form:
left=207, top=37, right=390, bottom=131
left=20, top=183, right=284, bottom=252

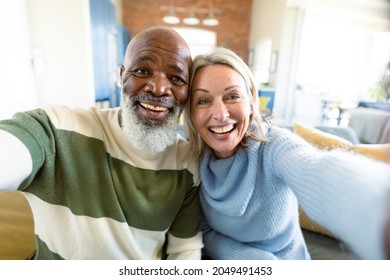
left=170, top=76, right=186, bottom=86
left=134, top=69, right=149, bottom=76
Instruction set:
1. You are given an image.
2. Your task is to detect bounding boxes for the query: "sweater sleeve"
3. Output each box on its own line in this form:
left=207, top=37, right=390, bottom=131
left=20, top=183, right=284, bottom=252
left=166, top=177, right=204, bottom=260
left=201, top=217, right=277, bottom=260
left=0, top=109, right=52, bottom=191
left=166, top=232, right=203, bottom=260
left=0, top=129, right=32, bottom=190
left=269, top=128, right=390, bottom=259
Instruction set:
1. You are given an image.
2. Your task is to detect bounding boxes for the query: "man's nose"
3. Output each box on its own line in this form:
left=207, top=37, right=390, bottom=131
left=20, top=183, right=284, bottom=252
left=145, top=73, right=171, bottom=96
left=212, top=100, right=229, bottom=121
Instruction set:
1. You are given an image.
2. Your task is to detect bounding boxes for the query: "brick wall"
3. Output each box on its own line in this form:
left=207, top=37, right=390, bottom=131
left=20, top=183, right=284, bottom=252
left=121, top=0, right=252, bottom=61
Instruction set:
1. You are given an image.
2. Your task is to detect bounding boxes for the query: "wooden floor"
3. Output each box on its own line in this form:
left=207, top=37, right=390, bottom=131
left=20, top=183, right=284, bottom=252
left=0, top=191, right=35, bottom=260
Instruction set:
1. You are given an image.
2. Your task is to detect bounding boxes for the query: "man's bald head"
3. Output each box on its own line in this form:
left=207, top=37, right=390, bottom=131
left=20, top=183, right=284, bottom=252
left=123, top=26, right=192, bottom=70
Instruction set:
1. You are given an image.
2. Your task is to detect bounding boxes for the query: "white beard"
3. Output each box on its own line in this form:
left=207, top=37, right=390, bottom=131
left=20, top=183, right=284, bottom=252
left=120, top=93, right=181, bottom=154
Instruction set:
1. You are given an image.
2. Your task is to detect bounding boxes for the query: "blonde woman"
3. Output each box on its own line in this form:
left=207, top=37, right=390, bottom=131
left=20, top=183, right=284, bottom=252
left=184, top=47, right=390, bottom=260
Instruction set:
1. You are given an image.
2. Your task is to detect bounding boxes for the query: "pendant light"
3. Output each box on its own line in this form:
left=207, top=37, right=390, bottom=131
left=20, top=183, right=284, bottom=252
left=203, top=9, right=219, bottom=26
left=163, top=5, right=180, bottom=24
left=183, top=9, right=200, bottom=25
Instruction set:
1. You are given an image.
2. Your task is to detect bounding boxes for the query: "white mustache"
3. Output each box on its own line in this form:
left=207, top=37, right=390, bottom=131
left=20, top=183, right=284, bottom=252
left=131, top=93, right=176, bottom=108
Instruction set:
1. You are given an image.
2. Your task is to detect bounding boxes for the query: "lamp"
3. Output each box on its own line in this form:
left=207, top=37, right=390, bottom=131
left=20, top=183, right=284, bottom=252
left=163, top=6, right=180, bottom=24
left=161, top=3, right=221, bottom=26
left=183, top=9, right=200, bottom=25
left=202, top=9, right=219, bottom=26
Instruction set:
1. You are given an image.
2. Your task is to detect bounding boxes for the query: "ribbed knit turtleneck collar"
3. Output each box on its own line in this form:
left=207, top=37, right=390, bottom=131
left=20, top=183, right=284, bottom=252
left=199, top=139, right=260, bottom=217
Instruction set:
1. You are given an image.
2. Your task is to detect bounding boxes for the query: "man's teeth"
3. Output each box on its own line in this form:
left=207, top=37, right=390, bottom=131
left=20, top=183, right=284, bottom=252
left=210, top=124, right=234, bottom=134
left=141, top=102, right=168, bottom=112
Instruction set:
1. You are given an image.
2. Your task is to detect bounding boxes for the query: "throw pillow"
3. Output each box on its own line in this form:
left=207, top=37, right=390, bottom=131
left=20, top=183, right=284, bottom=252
left=294, top=123, right=390, bottom=163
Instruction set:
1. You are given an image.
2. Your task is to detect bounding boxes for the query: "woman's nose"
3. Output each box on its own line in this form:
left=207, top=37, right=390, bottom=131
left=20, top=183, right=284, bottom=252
left=145, top=73, right=171, bottom=96
left=212, top=100, right=229, bottom=121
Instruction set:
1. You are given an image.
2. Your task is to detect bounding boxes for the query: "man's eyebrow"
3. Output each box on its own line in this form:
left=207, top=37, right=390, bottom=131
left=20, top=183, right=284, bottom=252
left=135, top=55, right=153, bottom=63
left=169, top=64, right=187, bottom=76
left=131, top=56, right=187, bottom=76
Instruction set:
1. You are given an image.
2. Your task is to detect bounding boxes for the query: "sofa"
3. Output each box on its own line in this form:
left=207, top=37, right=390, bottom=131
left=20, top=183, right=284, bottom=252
left=348, top=106, right=390, bottom=144
left=1, top=123, right=389, bottom=260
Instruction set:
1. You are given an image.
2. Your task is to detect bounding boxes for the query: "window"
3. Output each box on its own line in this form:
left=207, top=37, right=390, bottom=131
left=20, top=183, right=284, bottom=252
left=173, top=27, right=216, bottom=58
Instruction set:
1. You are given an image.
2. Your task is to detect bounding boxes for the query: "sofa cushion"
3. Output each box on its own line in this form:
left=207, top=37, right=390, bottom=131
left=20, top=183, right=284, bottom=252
left=294, top=123, right=352, bottom=149
left=314, top=126, right=360, bottom=145
left=294, top=122, right=390, bottom=163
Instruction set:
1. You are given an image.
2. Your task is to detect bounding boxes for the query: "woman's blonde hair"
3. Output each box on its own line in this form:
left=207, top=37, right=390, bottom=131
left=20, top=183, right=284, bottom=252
left=184, top=47, right=268, bottom=160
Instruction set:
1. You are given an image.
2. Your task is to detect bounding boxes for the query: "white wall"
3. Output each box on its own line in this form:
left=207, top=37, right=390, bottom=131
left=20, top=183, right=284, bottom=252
left=249, top=0, right=300, bottom=125
left=0, top=0, right=39, bottom=120
left=27, top=0, right=95, bottom=108
left=274, top=6, right=304, bottom=125
left=249, top=0, right=287, bottom=87
left=249, top=0, right=390, bottom=126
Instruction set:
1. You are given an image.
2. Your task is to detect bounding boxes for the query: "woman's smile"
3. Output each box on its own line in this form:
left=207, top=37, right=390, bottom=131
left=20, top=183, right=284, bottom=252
left=209, top=124, right=235, bottom=135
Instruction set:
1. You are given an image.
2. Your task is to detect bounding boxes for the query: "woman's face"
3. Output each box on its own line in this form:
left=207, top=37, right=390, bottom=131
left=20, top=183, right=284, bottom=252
left=190, top=64, right=252, bottom=159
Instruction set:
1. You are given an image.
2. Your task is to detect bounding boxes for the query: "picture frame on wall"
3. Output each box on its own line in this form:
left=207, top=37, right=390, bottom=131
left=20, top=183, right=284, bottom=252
left=258, top=88, right=275, bottom=117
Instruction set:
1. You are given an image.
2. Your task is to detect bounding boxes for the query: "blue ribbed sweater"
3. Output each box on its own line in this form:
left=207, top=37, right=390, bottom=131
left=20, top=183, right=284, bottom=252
left=199, top=127, right=390, bottom=259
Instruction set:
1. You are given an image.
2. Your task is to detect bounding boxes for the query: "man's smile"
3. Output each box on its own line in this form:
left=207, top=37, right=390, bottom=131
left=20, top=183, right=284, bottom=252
left=140, top=102, right=169, bottom=112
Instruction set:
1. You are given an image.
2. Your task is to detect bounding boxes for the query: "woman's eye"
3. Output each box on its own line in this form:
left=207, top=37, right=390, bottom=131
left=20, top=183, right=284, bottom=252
left=197, top=99, right=209, bottom=105
left=226, top=94, right=241, bottom=101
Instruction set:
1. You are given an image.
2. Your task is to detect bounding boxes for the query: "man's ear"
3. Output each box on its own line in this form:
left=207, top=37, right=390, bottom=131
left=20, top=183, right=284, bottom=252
left=119, top=65, right=125, bottom=86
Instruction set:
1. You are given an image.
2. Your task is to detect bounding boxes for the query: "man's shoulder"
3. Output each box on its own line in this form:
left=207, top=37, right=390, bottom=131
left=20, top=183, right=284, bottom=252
left=163, top=134, right=200, bottom=187
left=41, top=105, right=118, bottom=138
left=43, top=105, right=118, bottom=123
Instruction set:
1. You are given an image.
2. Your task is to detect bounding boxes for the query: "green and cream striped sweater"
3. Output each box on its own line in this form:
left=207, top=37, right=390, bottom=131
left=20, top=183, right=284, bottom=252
left=0, top=106, right=202, bottom=259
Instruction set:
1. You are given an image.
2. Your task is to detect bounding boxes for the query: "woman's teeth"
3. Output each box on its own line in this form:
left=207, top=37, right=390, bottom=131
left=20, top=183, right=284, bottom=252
left=140, top=102, right=168, bottom=112
left=210, top=124, right=234, bottom=134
